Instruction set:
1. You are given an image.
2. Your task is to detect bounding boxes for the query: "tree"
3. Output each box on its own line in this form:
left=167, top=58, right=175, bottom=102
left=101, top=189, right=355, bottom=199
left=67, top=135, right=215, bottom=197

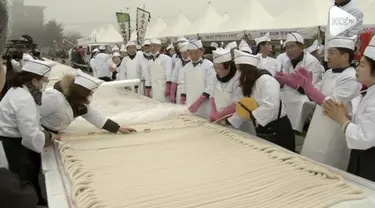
left=43, top=19, right=64, bottom=47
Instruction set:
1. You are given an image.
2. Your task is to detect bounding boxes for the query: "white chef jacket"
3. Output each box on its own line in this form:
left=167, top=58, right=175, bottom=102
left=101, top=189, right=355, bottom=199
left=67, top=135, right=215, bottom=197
left=258, top=55, right=281, bottom=76
left=345, top=84, right=375, bottom=150
left=171, top=58, right=190, bottom=92
left=138, top=52, right=152, bottom=86
left=0, top=87, right=46, bottom=168
left=324, top=1, right=364, bottom=61
left=39, top=89, right=107, bottom=132
left=92, top=52, right=112, bottom=78
left=276, top=52, right=289, bottom=70
left=228, top=74, right=287, bottom=128
left=211, top=71, right=242, bottom=104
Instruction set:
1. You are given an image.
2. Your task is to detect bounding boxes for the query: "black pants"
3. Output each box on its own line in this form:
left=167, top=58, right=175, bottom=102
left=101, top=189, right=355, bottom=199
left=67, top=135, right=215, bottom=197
left=347, top=147, right=375, bottom=182
left=98, top=76, right=112, bottom=82
left=0, top=137, right=46, bottom=206
left=255, top=116, right=296, bottom=152
left=0, top=168, right=38, bottom=208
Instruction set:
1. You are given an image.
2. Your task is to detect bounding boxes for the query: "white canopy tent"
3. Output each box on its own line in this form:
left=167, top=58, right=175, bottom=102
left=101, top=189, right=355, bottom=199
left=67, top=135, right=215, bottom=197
left=362, top=0, right=375, bottom=25
left=258, top=0, right=332, bottom=30
left=95, top=24, right=123, bottom=44
left=77, top=28, right=98, bottom=45
left=213, top=0, right=274, bottom=33
left=145, top=17, right=168, bottom=39
left=96, top=27, right=106, bottom=40
left=183, top=3, right=223, bottom=35
left=158, top=13, right=192, bottom=38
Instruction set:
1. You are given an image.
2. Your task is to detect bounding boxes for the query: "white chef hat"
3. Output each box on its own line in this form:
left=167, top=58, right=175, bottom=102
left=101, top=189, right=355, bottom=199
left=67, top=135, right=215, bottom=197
left=285, top=32, right=304, bottom=45
left=187, top=39, right=203, bottom=50
left=92, top=48, right=100, bottom=53
left=22, top=59, right=56, bottom=77
left=210, top=42, right=219, bottom=48
left=120, top=44, right=127, bottom=52
left=112, top=45, right=119, bottom=51
left=327, top=35, right=357, bottom=51
left=150, top=39, right=161, bottom=45
left=167, top=43, right=174, bottom=50
left=22, top=53, right=34, bottom=61
left=364, top=35, right=375, bottom=61
left=178, top=41, right=189, bottom=52
left=136, top=45, right=141, bottom=50
left=177, top=36, right=188, bottom=43
left=98, top=45, right=106, bottom=50
left=112, top=52, right=121, bottom=57
left=212, top=48, right=232, bottom=64
left=74, top=69, right=104, bottom=91
left=239, top=39, right=252, bottom=54
left=225, top=41, right=238, bottom=51
left=142, top=40, right=151, bottom=46
left=255, top=33, right=271, bottom=46
left=233, top=49, right=260, bottom=67
left=306, top=40, right=320, bottom=53
left=125, top=41, right=136, bottom=48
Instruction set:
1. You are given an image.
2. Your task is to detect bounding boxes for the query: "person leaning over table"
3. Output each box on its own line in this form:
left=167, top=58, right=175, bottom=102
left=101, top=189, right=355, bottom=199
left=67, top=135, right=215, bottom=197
left=39, top=69, right=136, bottom=134
left=323, top=35, right=375, bottom=182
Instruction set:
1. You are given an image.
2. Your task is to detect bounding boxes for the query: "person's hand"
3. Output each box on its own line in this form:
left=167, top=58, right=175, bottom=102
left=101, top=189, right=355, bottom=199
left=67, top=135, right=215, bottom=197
left=322, top=99, right=350, bottom=125
left=118, top=126, right=137, bottom=134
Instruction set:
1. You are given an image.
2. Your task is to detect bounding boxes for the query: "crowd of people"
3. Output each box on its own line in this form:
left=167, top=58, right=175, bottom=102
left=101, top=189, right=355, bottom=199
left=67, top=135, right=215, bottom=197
left=0, top=0, right=374, bottom=207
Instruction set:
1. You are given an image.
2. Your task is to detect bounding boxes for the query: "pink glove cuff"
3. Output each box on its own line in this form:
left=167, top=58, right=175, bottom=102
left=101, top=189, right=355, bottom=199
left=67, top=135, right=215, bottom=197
left=217, top=103, right=236, bottom=118
left=210, top=98, right=217, bottom=113
left=304, top=82, right=326, bottom=105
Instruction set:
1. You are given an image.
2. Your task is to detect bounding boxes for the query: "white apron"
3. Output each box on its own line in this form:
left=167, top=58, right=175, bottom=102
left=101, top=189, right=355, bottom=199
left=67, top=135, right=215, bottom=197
left=185, top=64, right=210, bottom=119
left=214, top=80, right=233, bottom=111
left=125, top=58, right=138, bottom=80
left=176, top=66, right=185, bottom=104
left=300, top=76, right=351, bottom=170
left=150, top=61, right=168, bottom=102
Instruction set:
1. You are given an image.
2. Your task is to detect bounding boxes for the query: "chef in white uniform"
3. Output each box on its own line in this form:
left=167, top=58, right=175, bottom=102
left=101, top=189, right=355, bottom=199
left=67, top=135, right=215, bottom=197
left=324, top=0, right=363, bottom=64
left=40, top=70, right=136, bottom=135
left=275, top=32, right=324, bottom=132
left=146, top=39, right=173, bottom=102
left=184, top=39, right=215, bottom=119
left=254, top=33, right=281, bottom=76
left=276, top=51, right=288, bottom=70
left=117, top=41, right=140, bottom=84
left=227, top=50, right=295, bottom=151
left=111, top=45, right=119, bottom=52
left=296, top=35, right=361, bottom=170
left=323, top=35, right=375, bottom=182
left=171, top=37, right=188, bottom=68
left=210, top=42, right=219, bottom=49
left=209, top=47, right=241, bottom=122
left=139, top=40, right=152, bottom=96
left=92, top=45, right=112, bottom=81
left=120, top=44, right=127, bottom=57
left=0, top=59, right=58, bottom=205
left=170, top=41, right=190, bottom=104
left=89, top=48, right=100, bottom=77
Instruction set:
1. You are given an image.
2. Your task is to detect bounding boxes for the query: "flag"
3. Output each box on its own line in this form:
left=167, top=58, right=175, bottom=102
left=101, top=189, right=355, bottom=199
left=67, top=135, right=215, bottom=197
left=116, top=12, right=131, bottom=43
left=136, top=8, right=151, bottom=44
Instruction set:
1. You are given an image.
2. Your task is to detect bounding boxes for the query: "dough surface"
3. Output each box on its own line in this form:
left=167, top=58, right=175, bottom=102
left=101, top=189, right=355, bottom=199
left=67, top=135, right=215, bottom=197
left=58, top=116, right=365, bottom=208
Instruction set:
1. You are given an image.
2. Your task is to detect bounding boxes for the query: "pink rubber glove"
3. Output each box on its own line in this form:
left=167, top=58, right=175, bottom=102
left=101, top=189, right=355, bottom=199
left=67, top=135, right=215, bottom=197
left=296, top=70, right=325, bottom=105
left=164, top=82, right=171, bottom=97
left=188, top=95, right=208, bottom=113
left=275, top=73, right=299, bottom=89
left=180, top=95, right=186, bottom=104
left=169, top=82, right=178, bottom=103
left=209, top=98, right=218, bottom=122
left=145, top=87, right=152, bottom=98
left=213, top=104, right=236, bottom=122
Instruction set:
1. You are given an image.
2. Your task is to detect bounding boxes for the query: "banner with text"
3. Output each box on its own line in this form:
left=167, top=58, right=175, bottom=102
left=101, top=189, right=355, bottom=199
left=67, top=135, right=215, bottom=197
left=116, top=12, right=131, bottom=43
left=136, top=8, right=151, bottom=44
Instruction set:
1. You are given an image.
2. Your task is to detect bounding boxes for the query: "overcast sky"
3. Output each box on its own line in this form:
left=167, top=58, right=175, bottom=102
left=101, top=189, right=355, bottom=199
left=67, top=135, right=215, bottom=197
left=22, top=0, right=336, bottom=35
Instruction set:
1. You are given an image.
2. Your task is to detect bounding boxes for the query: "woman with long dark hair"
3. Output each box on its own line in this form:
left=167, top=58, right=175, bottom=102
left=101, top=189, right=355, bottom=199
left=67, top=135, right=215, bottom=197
left=323, top=36, right=375, bottom=182
left=226, top=49, right=295, bottom=152
left=39, top=70, right=136, bottom=135
left=0, top=59, right=59, bottom=206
